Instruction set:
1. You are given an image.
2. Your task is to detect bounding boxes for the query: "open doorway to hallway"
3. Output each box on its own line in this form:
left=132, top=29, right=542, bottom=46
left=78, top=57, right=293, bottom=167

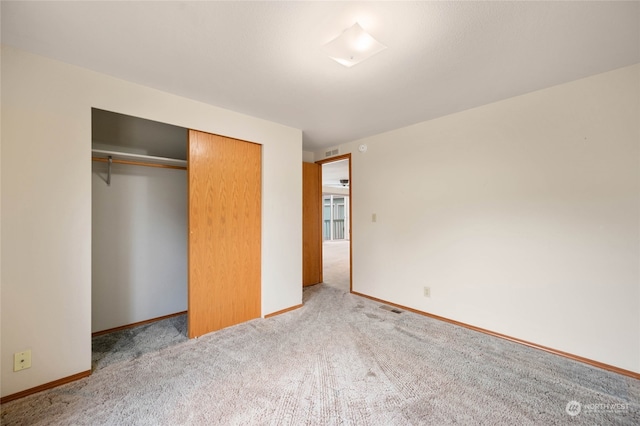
left=321, top=159, right=351, bottom=293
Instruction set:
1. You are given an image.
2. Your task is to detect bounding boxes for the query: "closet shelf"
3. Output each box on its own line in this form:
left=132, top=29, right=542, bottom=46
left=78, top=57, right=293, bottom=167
left=92, top=149, right=187, bottom=168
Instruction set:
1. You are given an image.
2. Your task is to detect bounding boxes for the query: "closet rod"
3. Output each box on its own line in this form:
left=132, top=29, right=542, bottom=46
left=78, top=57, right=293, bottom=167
left=91, top=149, right=187, bottom=168
left=92, top=157, right=187, bottom=171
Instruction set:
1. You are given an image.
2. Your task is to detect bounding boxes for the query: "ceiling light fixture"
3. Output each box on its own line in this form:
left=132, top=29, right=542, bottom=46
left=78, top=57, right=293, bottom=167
left=323, top=23, right=387, bottom=67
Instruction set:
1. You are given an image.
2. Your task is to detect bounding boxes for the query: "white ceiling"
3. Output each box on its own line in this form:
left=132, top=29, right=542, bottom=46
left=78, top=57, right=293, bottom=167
left=2, top=1, right=639, bottom=151
left=322, top=159, right=349, bottom=189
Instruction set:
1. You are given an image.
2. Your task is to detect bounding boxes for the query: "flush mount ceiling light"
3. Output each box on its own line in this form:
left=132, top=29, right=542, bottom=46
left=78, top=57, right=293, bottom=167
left=323, top=23, right=387, bottom=67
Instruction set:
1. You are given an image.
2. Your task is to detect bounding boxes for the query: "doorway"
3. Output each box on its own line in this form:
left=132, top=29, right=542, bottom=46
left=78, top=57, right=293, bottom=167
left=320, top=156, right=352, bottom=293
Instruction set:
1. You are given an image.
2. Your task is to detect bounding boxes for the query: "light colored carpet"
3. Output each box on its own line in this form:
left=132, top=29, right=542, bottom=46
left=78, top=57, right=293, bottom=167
left=323, top=240, right=350, bottom=292
left=91, top=314, right=188, bottom=372
left=2, top=260, right=639, bottom=424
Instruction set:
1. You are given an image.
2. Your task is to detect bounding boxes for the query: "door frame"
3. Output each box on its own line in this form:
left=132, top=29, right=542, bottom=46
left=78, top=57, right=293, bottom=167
left=317, top=154, right=352, bottom=292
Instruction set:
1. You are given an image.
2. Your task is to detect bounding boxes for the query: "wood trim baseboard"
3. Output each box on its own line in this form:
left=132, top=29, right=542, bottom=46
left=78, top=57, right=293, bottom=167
left=351, top=291, right=640, bottom=380
left=1, top=370, right=91, bottom=404
left=264, top=304, right=303, bottom=318
left=92, top=311, right=187, bottom=337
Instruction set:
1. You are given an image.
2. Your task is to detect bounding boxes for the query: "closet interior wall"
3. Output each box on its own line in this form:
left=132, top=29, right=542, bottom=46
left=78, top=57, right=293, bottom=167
left=91, top=109, right=188, bottom=333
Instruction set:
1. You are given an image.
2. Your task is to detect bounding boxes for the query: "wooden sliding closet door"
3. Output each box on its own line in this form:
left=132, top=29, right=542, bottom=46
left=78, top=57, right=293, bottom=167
left=188, top=130, right=261, bottom=338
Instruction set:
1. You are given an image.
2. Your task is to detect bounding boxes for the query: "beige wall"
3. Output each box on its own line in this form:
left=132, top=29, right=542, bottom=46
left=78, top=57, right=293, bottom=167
left=322, top=64, right=640, bottom=372
left=1, top=46, right=303, bottom=397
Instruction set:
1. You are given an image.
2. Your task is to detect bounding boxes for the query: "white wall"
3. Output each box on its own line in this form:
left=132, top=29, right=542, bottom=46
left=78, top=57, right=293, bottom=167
left=1, top=46, right=302, bottom=397
left=91, top=163, right=187, bottom=333
left=325, top=64, right=640, bottom=373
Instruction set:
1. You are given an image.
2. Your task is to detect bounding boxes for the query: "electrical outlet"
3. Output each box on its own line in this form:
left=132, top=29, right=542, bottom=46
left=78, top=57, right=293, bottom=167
left=423, top=287, right=431, bottom=298
left=14, top=350, right=32, bottom=371
left=372, top=213, right=377, bottom=222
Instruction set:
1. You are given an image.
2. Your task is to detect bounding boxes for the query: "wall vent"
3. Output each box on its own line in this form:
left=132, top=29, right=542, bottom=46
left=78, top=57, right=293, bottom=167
left=325, top=148, right=339, bottom=158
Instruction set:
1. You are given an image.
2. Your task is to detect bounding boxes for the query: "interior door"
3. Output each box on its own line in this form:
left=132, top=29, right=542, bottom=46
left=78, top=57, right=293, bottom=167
left=188, top=130, right=261, bottom=338
left=302, top=162, right=322, bottom=286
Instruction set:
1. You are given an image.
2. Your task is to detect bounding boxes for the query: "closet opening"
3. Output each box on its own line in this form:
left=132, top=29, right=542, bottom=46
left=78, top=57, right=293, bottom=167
left=91, top=108, right=188, bottom=370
